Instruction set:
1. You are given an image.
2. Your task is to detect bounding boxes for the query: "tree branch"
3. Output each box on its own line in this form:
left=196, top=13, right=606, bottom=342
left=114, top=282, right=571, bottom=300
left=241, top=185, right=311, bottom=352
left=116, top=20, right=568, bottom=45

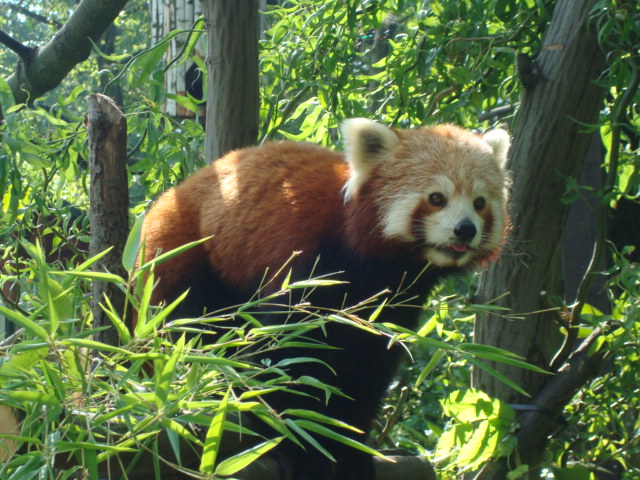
left=1, top=0, right=129, bottom=121
left=0, top=2, right=62, bottom=28
left=0, top=30, right=35, bottom=60
left=0, top=2, right=64, bottom=29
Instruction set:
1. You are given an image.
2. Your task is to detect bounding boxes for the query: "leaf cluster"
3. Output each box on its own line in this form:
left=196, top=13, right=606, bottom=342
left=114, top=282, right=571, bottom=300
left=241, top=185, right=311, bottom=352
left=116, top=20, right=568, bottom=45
left=0, top=0, right=639, bottom=478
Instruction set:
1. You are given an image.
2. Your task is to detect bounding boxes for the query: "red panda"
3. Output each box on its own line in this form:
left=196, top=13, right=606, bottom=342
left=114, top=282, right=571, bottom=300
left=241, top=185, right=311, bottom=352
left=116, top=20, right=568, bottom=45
left=139, top=119, right=510, bottom=479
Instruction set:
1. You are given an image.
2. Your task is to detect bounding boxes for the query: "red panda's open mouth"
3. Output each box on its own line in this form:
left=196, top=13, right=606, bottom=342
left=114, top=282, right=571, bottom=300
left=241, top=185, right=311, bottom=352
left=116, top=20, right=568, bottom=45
left=448, top=244, right=469, bottom=253
left=426, top=243, right=473, bottom=261
left=429, top=243, right=474, bottom=262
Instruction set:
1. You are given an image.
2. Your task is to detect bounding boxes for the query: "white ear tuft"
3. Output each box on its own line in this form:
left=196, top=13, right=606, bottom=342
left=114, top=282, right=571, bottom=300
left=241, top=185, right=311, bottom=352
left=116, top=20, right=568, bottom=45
left=483, top=128, right=510, bottom=167
left=341, top=118, right=399, bottom=199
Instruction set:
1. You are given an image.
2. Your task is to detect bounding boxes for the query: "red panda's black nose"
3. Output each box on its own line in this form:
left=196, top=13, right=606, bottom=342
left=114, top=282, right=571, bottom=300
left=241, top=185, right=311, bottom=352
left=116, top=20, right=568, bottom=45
left=454, top=219, right=477, bottom=243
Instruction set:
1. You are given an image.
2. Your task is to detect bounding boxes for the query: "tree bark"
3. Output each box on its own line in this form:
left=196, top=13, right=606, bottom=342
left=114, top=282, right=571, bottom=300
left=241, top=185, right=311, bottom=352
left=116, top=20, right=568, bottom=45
left=1, top=0, right=129, bottom=121
left=203, top=0, right=259, bottom=161
left=87, top=94, right=129, bottom=347
left=474, top=0, right=608, bottom=400
left=472, top=0, right=608, bottom=473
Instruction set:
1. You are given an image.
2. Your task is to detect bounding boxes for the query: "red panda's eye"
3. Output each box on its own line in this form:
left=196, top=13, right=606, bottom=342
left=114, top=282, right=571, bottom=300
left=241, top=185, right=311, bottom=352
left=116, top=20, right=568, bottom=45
left=474, top=197, right=486, bottom=211
left=429, top=193, right=446, bottom=207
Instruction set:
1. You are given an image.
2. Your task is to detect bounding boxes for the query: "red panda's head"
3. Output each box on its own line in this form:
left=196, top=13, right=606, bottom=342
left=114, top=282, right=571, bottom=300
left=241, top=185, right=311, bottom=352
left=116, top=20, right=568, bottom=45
left=342, top=118, right=510, bottom=268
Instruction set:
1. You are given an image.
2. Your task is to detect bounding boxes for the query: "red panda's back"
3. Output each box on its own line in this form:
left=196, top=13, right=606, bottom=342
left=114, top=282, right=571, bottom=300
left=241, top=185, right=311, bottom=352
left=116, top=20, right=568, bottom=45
left=141, top=141, right=349, bottom=302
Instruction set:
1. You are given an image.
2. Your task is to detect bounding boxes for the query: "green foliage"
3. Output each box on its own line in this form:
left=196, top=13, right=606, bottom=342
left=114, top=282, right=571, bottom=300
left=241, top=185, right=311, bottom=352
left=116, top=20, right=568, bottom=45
left=0, top=236, right=393, bottom=478
left=546, top=251, right=640, bottom=479
left=436, top=389, right=516, bottom=476
left=0, top=0, right=639, bottom=478
left=0, top=240, right=550, bottom=479
left=258, top=0, right=553, bottom=143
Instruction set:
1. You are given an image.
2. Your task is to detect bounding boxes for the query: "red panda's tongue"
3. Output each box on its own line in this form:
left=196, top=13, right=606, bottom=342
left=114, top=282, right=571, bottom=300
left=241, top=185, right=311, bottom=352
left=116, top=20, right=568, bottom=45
left=449, top=244, right=468, bottom=253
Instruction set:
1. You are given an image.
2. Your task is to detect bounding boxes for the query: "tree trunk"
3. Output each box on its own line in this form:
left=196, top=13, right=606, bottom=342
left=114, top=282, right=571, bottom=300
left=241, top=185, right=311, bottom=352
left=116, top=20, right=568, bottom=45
left=474, top=0, right=607, bottom=399
left=87, top=94, right=129, bottom=347
left=472, top=0, right=608, bottom=472
left=203, top=0, right=259, bottom=161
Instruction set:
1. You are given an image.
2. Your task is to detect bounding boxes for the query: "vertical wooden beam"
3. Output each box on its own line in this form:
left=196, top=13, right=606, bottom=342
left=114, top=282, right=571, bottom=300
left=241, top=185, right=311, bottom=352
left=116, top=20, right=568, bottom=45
left=86, top=94, right=129, bottom=346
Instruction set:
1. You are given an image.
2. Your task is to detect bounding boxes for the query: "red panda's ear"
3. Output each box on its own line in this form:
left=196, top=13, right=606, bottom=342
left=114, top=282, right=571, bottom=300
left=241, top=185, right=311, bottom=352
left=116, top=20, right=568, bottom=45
left=341, top=118, right=400, bottom=199
left=483, top=129, right=510, bottom=168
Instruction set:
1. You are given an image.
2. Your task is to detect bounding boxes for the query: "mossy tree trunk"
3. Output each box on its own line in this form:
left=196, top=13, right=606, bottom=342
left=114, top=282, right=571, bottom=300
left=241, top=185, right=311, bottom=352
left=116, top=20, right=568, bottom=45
left=472, top=0, right=609, bottom=475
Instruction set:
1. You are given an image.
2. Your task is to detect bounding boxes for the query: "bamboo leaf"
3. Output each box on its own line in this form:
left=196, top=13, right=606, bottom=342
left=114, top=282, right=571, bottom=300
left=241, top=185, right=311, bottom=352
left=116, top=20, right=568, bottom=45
left=465, top=356, right=531, bottom=398
left=0, top=305, right=48, bottom=340
left=155, top=335, right=185, bottom=408
left=293, top=419, right=384, bottom=458
left=136, top=289, right=189, bottom=339
left=214, top=436, right=284, bottom=476
left=136, top=237, right=211, bottom=273
left=414, top=349, right=446, bottom=387
left=54, top=270, right=126, bottom=284
left=123, top=213, right=145, bottom=272
left=200, top=388, right=230, bottom=474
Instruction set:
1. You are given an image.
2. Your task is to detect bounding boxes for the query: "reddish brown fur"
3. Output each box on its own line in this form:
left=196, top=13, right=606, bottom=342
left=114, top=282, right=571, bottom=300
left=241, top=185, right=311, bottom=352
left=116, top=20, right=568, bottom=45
left=141, top=142, right=359, bottom=305
left=140, top=126, right=507, bottom=307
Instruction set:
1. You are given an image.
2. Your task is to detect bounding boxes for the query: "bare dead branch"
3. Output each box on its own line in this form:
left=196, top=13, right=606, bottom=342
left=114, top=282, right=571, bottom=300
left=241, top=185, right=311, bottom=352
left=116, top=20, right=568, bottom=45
left=86, top=94, right=129, bottom=346
left=0, top=29, right=35, bottom=60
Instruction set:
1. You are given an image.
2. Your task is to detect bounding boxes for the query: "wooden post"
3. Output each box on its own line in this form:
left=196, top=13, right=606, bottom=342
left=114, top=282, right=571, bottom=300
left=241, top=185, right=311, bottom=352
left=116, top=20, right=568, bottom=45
left=86, top=94, right=129, bottom=346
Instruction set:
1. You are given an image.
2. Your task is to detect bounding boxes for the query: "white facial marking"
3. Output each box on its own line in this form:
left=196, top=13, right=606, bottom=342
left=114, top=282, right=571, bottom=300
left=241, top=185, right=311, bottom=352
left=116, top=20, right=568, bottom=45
left=473, top=179, right=487, bottom=193
left=423, top=175, right=489, bottom=267
left=381, top=193, right=422, bottom=240
left=432, top=174, right=455, bottom=198
left=487, top=198, right=504, bottom=247
left=380, top=173, right=490, bottom=269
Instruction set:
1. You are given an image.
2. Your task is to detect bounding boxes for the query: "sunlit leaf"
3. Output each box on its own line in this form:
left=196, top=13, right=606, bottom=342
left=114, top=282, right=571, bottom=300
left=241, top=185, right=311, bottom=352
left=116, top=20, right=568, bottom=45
left=200, top=388, right=230, bottom=474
